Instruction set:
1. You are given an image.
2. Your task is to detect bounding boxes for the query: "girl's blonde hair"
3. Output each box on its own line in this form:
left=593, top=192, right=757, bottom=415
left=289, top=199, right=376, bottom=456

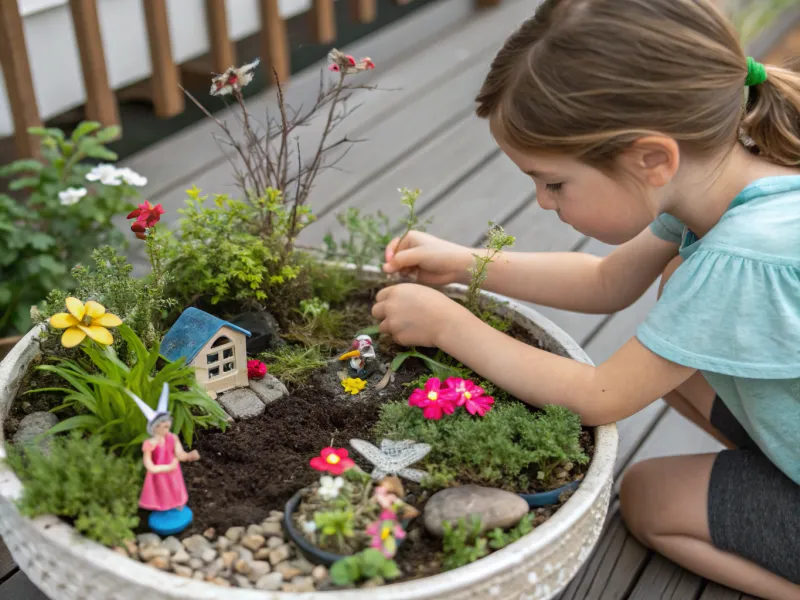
left=476, top=0, right=800, bottom=168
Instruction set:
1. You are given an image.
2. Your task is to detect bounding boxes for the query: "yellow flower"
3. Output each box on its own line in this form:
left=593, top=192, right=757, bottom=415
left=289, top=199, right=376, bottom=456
left=48, top=297, right=122, bottom=348
left=341, top=377, right=367, bottom=395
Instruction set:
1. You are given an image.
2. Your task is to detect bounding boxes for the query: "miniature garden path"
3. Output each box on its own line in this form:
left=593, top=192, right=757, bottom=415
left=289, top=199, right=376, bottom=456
left=2, top=0, right=797, bottom=597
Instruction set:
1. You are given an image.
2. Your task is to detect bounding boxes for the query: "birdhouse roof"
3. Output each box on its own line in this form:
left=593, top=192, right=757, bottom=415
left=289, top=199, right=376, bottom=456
left=160, top=307, right=251, bottom=364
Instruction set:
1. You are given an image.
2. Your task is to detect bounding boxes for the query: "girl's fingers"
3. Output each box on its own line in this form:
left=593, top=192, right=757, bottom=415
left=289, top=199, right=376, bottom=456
left=385, top=237, right=401, bottom=262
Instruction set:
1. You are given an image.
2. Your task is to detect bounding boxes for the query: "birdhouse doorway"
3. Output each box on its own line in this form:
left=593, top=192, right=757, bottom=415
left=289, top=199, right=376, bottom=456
left=195, top=330, right=249, bottom=396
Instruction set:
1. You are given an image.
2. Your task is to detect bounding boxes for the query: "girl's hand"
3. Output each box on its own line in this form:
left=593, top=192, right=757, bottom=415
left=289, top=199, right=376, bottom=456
left=185, top=450, right=200, bottom=462
left=383, top=231, right=473, bottom=286
left=371, top=283, right=471, bottom=347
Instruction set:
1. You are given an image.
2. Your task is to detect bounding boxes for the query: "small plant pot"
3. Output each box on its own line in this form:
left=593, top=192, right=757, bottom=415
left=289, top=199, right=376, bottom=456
left=518, top=479, right=581, bottom=508
left=283, top=487, right=412, bottom=567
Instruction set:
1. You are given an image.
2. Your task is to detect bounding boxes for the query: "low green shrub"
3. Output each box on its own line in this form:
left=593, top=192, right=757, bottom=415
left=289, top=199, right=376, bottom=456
left=259, top=344, right=327, bottom=386
left=442, top=515, right=488, bottom=570
left=329, top=548, right=401, bottom=586
left=374, top=400, right=587, bottom=491
left=4, top=431, right=142, bottom=546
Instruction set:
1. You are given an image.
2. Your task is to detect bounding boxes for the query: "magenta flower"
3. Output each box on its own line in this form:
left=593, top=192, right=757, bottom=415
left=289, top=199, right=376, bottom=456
left=366, top=510, right=406, bottom=558
left=444, top=377, right=494, bottom=416
left=408, top=377, right=457, bottom=420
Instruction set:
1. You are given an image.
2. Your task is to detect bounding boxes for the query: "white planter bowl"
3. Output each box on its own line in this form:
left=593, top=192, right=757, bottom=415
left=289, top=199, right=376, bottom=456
left=0, top=282, right=617, bottom=600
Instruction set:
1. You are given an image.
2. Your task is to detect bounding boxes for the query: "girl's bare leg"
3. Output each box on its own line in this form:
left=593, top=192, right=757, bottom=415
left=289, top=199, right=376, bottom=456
left=620, top=454, right=800, bottom=600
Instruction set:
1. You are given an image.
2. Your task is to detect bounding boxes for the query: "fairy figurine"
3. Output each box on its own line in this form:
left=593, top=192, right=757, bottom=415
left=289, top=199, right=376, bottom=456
left=125, top=383, right=200, bottom=536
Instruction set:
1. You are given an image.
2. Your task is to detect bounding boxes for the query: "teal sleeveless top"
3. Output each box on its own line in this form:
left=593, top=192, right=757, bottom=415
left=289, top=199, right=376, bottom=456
left=637, top=175, right=800, bottom=485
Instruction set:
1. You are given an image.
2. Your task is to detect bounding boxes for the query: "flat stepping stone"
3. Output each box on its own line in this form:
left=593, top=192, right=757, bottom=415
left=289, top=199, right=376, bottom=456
left=217, top=388, right=266, bottom=420
left=249, top=375, right=288, bottom=406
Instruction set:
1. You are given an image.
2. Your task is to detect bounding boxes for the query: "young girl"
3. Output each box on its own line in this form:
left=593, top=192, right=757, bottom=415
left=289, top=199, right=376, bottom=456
left=370, top=1, right=800, bottom=598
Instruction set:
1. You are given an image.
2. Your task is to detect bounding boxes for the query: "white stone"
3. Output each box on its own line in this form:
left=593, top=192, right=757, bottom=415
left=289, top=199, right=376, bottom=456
left=11, top=411, right=58, bottom=449
left=217, top=388, right=266, bottom=419
left=255, top=572, right=284, bottom=591
left=248, top=374, right=288, bottom=405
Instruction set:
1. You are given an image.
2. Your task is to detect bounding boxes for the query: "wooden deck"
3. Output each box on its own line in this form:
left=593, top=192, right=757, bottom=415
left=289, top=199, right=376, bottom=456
left=2, top=0, right=795, bottom=597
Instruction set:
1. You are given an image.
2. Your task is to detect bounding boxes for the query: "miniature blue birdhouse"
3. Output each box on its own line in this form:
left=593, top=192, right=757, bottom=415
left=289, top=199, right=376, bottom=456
left=161, top=307, right=251, bottom=398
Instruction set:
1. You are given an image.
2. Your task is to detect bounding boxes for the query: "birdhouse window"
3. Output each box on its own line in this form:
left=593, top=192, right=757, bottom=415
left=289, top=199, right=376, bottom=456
left=209, top=366, right=220, bottom=378
left=207, top=353, right=219, bottom=365
left=212, top=336, right=231, bottom=348
left=223, top=361, right=234, bottom=372
left=223, top=348, right=233, bottom=359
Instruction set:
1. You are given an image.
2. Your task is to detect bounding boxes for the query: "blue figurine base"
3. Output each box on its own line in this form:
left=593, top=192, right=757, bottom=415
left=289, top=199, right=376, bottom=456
left=149, top=506, right=193, bottom=536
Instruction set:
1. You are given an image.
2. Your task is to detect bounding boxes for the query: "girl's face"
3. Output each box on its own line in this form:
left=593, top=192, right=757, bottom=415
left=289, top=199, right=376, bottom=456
left=491, top=128, right=659, bottom=245
left=154, top=419, right=172, bottom=437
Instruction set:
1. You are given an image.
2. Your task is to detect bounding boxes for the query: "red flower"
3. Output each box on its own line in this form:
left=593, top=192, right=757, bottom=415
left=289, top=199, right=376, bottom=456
left=445, top=377, right=494, bottom=417
left=126, top=200, right=164, bottom=239
left=310, top=447, right=355, bottom=475
left=408, top=377, right=457, bottom=420
left=247, top=359, right=267, bottom=380
left=346, top=55, right=356, bottom=66
left=328, top=63, right=340, bottom=72
left=130, top=220, right=147, bottom=240
left=363, top=58, right=375, bottom=70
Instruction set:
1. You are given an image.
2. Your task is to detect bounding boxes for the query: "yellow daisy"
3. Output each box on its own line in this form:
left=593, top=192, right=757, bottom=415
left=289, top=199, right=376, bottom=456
left=341, top=377, right=367, bottom=395
left=48, top=297, right=122, bottom=348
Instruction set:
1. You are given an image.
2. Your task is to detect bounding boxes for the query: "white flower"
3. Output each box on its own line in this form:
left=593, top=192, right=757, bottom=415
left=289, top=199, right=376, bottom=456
left=58, top=187, right=87, bottom=206
left=210, top=58, right=260, bottom=96
left=86, top=164, right=122, bottom=186
left=318, top=475, right=345, bottom=500
left=302, top=520, right=317, bottom=534
left=115, top=167, right=147, bottom=187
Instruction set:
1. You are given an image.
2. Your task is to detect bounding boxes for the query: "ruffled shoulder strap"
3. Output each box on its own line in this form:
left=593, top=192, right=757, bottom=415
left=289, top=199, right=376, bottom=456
left=637, top=248, right=800, bottom=378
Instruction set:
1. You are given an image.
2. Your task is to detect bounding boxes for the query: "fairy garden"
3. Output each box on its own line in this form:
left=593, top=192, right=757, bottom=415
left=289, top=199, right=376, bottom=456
left=0, top=50, right=592, bottom=592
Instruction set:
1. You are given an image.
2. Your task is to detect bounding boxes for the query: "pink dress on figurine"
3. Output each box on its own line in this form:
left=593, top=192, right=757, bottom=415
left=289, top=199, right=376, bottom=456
left=139, top=433, right=189, bottom=511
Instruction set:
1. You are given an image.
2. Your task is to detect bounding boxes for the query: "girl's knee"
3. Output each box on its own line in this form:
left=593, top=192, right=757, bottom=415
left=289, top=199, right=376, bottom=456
left=619, top=459, right=661, bottom=545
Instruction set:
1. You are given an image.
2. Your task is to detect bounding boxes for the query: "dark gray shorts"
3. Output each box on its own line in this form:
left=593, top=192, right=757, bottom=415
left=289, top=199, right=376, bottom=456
left=708, top=397, right=800, bottom=584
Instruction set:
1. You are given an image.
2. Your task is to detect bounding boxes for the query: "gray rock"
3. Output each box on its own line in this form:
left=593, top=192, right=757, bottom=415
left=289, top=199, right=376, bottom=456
left=423, top=485, right=530, bottom=537
left=291, top=557, right=315, bottom=575
left=285, top=576, right=315, bottom=592
left=246, top=524, right=264, bottom=537
left=201, top=548, right=218, bottom=564
left=234, top=574, right=253, bottom=588
left=171, top=549, right=190, bottom=565
left=216, top=536, right=232, bottom=552
left=136, top=533, right=162, bottom=549
left=162, top=536, right=183, bottom=555
left=255, top=572, right=284, bottom=591
left=269, top=544, right=291, bottom=565
left=204, top=557, right=226, bottom=579
left=261, top=521, right=283, bottom=538
left=247, top=560, right=272, bottom=583
left=249, top=374, right=288, bottom=406
left=218, top=388, right=266, bottom=420
left=235, top=546, right=254, bottom=563
left=183, top=534, right=211, bottom=557
left=225, top=526, right=245, bottom=543
left=12, top=411, right=58, bottom=450
left=140, top=546, right=170, bottom=562
left=189, top=558, right=205, bottom=570
left=275, top=562, right=302, bottom=580
left=266, top=536, right=284, bottom=549
left=242, top=534, right=266, bottom=552
left=174, top=565, right=193, bottom=578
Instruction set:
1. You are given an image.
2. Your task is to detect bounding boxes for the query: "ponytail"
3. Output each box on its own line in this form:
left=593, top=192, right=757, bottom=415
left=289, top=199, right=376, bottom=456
left=742, top=64, right=800, bottom=167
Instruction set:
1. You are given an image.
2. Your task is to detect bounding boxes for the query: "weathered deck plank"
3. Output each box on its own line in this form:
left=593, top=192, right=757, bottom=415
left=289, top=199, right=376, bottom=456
left=1, top=570, right=47, bottom=599
left=628, top=553, right=705, bottom=599
left=0, top=536, right=14, bottom=581
left=699, top=582, right=748, bottom=600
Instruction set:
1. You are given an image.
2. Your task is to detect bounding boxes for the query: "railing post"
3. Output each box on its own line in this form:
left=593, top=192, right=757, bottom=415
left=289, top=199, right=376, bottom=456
left=68, top=0, right=120, bottom=130
left=350, top=0, right=377, bottom=24
left=143, top=0, right=184, bottom=117
left=0, top=1, right=42, bottom=158
left=309, top=0, right=336, bottom=44
left=206, top=0, right=236, bottom=74
left=260, top=0, right=290, bottom=85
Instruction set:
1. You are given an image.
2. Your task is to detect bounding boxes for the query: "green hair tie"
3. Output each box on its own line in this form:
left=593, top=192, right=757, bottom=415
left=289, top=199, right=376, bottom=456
left=745, top=56, right=767, bottom=86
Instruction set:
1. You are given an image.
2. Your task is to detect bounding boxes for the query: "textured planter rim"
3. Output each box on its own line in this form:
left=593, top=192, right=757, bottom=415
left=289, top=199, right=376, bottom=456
left=0, top=268, right=618, bottom=599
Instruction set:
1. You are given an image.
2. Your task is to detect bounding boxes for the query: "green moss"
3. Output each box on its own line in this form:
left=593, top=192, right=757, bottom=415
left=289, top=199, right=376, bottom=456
left=259, top=344, right=327, bottom=385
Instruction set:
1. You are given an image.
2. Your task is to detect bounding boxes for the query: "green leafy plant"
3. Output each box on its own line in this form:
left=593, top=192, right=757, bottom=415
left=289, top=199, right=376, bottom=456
left=465, top=223, right=516, bottom=317
left=374, top=401, right=587, bottom=491
left=442, top=515, right=489, bottom=570
left=486, top=513, right=536, bottom=550
left=4, top=431, right=142, bottom=546
left=29, top=323, right=228, bottom=454
left=315, top=509, right=356, bottom=553
left=329, top=548, right=401, bottom=586
left=323, top=207, right=393, bottom=271
left=390, top=348, right=464, bottom=381
left=394, top=187, right=428, bottom=249
left=259, top=344, right=327, bottom=385
left=34, top=246, right=175, bottom=358
left=0, top=123, right=138, bottom=338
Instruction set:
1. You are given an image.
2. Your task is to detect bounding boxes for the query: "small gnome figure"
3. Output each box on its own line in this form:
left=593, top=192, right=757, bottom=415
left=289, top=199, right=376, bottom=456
left=125, top=383, right=200, bottom=536
left=338, top=334, right=377, bottom=378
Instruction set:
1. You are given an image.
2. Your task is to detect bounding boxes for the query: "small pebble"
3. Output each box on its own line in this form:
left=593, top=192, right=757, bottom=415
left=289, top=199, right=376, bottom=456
left=201, top=548, right=218, bottom=564
left=255, top=572, right=284, bottom=591
left=270, top=510, right=284, bottom=520
left=242, top=534, right=266, bottom=552
left=212, top=577, right=231, bottom=587
left=204, top=557, right=225, bottom=579
left=174, top=566, right=193, bottom=578
left=222, top=551, right=238, bottom=569
left=261, top=521, right=283, bottom=538
left=171, top=549, right=190, bottom=565
left=312, top=565, right=328, bottom=583
left=146, top=557, right=170, bottom=571
left=291, top=557, right=315, bottom=575
left=275, top=562, right=302, bottom=580
left=269, top=544, right=291, bottom=565
left=112, top=546, right=128, bottom=558
left=192, top=571, right=205, bottom=581
left=248, top=561, right=272, bottom=583
left=123, top=539, right=139, bottom=558
left=137, top=533, right=161, bottom=549
left=255, top=548, right=272, bottom=561
left=247, top=524, right=264, bottom=537
left=162, top=536, right=183, bottom=554
left=283, top=576, right=315, bottom=593
left=235, top=546, right=254, bottom=563
left=203, top=527, right=217, bottom=540
left=140, top=546, right=170, bottom=562
left=234, top=574, right=253, bottom=589
left=183, top=534, right=211, bottom=557
left=235, top=559, right=252, bottom=575
left=267, top=537, right=284, bottom=549
left=189, top=558, right=204, bottom=570
left=216, top=536, right=232, bottom=552
left=225, top=526, right=245, bottom=543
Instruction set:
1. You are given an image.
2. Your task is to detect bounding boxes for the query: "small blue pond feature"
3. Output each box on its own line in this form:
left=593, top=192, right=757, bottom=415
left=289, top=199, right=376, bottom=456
left=149, top=506, right=194, bottom=536
left=160, top=307, right=251, bottom=363
left=518, top=479, right=581, bottom=508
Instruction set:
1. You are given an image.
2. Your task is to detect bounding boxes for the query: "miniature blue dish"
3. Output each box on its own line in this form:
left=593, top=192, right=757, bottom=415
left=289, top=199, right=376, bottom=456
left=518, top=480, right=581, bottom=508
left=149, top=506, right=193, bottom=536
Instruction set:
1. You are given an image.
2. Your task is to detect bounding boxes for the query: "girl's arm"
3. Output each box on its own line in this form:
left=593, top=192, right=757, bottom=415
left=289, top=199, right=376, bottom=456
left=143, top=446, right=178, bottom=473
left=174, top=435, right=200, bottom=462
left=435, top=306, right=694, bottom=425
left=467, top=228, right=679, bottom=314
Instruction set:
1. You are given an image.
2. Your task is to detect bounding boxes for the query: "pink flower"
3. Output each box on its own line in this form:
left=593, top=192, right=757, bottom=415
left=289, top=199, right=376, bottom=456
left=328, top=63, right=340, bottom=72
left=247, top=359, right=267, bottom=379
left=445, top=377, right=494, bottom=416
left=310, top=447, right=355, bottom=475
left=366, top=510, right=405, bottom=558
left=408, top=377, right=457, bottom=420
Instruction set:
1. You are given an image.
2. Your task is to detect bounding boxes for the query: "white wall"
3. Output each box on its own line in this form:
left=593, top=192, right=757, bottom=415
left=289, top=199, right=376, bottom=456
left=0, top=0, right=312, bottom=136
